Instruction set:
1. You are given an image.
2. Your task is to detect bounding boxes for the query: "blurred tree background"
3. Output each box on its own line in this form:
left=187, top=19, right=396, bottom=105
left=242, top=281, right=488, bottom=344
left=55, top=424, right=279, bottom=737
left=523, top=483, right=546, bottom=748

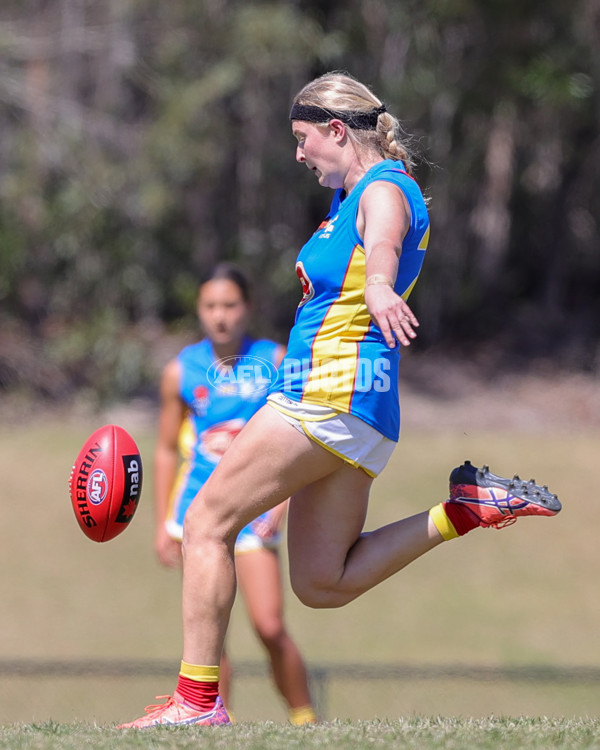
left=0, top=0, right=598, bottom=407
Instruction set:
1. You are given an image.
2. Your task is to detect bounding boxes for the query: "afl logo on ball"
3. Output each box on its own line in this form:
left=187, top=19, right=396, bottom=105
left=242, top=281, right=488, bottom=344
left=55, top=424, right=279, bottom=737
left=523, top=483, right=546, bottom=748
left=88, top=469, right=108, bottom=505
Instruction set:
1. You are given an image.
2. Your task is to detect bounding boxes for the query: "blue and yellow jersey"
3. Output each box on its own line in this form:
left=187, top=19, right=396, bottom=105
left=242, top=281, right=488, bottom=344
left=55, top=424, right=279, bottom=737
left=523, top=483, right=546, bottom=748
left=269, top=160, right=429, bottom=441
left=166, top=336, right=280, bottom=541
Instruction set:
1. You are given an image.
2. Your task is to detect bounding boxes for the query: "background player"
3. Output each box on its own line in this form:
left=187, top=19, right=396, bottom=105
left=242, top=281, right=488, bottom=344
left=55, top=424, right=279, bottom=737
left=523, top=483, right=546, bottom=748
left=153, top=262, right=315, bottom=725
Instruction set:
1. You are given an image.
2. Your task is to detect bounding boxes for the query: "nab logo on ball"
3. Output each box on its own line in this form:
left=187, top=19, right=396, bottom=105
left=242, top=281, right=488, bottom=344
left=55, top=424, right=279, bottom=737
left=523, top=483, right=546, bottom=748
left=88, top=469, right=108, bottom=505
left=115, top=455, right=142, bottom=524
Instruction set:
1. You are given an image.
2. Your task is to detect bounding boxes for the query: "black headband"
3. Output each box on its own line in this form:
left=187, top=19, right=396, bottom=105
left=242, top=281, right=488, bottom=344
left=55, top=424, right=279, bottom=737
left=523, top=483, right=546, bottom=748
left=289, top=103, right=386, bottom=130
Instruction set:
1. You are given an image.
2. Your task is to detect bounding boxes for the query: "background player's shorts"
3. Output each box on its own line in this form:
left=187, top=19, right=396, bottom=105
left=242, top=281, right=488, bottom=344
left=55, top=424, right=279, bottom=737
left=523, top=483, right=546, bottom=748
left=235, top=522, right=282, bottom=554
left=267, top=392, right=396, bottom=477
left=167, top=511, right=281, bottom=554
left=165, top=511, right=281, bottom=555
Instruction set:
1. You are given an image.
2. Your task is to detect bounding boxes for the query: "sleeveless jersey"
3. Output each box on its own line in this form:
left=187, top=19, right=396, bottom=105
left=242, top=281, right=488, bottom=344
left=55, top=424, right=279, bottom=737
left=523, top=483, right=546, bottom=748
left=269, top=160, right=429, bottom=441
left=166, top=336, right=280, bottom=541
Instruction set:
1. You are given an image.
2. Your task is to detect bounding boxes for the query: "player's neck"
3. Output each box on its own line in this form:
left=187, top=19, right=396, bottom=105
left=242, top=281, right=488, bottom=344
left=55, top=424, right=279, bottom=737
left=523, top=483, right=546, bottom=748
left=210, top=337, right=246, bottom=361
left=344, top=152, right=382, bottom=194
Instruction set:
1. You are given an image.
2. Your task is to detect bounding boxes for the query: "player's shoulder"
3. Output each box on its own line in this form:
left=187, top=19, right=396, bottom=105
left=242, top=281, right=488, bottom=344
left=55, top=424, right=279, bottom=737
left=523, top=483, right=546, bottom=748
left=162, top=357, right=182, bottom=382
left=366, top=162, right=428, bottom=229
left=177, top=338, right=212, bottom=365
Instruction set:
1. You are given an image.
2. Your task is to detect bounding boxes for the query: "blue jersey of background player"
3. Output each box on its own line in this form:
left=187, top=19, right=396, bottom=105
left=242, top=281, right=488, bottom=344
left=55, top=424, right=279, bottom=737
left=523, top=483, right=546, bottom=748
left=165, top=334, right=281, bottom=547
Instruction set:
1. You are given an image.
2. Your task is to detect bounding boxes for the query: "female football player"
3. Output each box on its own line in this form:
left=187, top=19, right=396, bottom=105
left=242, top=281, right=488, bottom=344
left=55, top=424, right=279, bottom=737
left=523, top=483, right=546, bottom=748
left=120, top=71, right=561, bottom=728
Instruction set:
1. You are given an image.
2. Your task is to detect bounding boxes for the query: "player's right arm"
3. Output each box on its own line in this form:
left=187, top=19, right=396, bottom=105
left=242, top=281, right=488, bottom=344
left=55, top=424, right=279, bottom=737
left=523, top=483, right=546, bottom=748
left=154, top=358, right=185, bottom=568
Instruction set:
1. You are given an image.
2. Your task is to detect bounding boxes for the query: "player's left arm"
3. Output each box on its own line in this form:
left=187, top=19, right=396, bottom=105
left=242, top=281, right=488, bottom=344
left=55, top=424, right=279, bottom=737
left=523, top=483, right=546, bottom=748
left=358, top=180, right=419, bottom=348
left=154, top=359, right=186, bottom=567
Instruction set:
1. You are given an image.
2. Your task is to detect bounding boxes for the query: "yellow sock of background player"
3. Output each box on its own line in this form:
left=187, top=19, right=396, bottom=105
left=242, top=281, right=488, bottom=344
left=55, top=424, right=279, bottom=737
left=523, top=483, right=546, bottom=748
left=289, top=704, right=317, bottom=725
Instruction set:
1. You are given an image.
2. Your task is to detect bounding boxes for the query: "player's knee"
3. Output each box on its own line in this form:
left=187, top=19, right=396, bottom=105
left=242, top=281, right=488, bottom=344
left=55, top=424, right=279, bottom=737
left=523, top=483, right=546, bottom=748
left=294, top=586, right=337, bottom=609
left=291, top=574, right=342, bottom=609
left=255, top=618, right=286, bottom=649
left=182, top=492, right=236, bottom=549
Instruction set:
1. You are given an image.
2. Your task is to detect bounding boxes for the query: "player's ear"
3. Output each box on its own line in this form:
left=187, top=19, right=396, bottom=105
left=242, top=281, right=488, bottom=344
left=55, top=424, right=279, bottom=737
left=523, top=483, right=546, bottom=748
left=329, top=119, right=347, bottom=142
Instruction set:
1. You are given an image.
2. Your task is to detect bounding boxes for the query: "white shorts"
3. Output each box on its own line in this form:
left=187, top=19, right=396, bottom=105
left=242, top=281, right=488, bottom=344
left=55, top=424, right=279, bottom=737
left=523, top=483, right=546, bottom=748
left=235, top=524, right=281, bottom=555
left=267, top=392, right=396, bottom=477
left=166, top=519, right=281, bottom=555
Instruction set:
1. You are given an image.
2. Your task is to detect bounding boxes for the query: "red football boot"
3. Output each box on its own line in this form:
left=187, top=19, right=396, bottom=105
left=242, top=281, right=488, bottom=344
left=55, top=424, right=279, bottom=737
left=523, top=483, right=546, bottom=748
left=448, top=460, right=562, bottom=529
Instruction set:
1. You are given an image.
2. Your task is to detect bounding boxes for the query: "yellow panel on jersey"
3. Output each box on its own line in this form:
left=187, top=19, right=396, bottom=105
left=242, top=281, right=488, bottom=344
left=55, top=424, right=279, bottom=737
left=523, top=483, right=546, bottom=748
left=401, top=225, right=430, bottom=300
left=166, top=413, right=197, bottom=539
left=303, top=243, right=371, bottom=411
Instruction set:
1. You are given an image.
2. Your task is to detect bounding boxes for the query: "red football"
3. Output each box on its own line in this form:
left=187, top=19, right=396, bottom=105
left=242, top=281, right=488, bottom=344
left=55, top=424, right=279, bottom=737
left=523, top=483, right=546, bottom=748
left=69, top=424, right=143, bottom=542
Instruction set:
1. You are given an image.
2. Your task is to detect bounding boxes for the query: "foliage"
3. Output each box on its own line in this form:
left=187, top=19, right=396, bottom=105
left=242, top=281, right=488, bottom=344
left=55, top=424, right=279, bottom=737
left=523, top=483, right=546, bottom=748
left=0, top=0, right=598, bottom=401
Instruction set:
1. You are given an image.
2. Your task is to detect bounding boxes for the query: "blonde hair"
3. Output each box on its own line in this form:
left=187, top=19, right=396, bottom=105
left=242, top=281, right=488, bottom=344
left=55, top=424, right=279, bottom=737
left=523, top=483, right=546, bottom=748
left=293, top=71, right=415, bottom=173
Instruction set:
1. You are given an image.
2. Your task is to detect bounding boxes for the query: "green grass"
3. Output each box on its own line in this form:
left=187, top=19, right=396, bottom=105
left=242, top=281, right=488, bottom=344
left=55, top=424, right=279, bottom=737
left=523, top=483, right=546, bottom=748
left=1, top=393, right=599, bottom=736
left=3, top=717, right=600, bottom=749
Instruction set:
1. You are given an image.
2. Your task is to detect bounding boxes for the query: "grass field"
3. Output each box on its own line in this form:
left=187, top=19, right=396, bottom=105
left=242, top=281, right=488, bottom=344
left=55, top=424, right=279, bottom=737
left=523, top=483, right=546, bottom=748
left=4, top=717, right=600, bottom=750
left=1, top=369, right=599, bottom=745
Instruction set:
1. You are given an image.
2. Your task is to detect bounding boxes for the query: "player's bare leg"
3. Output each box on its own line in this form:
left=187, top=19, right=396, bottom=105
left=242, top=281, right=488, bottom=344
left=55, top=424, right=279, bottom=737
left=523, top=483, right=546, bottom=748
left=287, top=458, right=561, bottom=608
left=180, top=405, right=344, bottom=667
left=218, top=648, right=233, bottom=711
left=287, top=464, right=444, bottom=609
left=236, top=547, right=315, bottom=721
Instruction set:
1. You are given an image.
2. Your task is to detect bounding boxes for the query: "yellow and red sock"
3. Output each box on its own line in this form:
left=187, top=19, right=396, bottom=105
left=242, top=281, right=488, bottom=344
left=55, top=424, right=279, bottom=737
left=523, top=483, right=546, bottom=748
left=176, top=662, right=219, bottom=711
left=429, top=502, right=479, bottom=539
